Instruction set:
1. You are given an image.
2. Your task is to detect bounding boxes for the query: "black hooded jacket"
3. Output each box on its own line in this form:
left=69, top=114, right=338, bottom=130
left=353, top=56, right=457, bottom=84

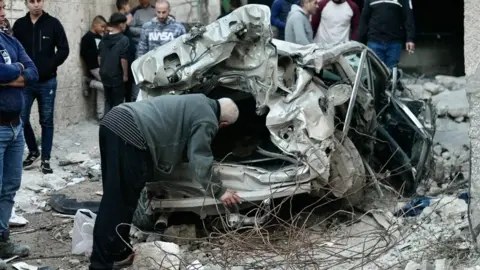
left=98, top=32, right=129, bottom=87
left=12, top=12, right=69, bottom=82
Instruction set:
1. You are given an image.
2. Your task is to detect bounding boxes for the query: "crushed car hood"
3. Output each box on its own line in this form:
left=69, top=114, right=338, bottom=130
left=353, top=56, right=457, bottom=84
left=131, top=5, right=349, bottom=184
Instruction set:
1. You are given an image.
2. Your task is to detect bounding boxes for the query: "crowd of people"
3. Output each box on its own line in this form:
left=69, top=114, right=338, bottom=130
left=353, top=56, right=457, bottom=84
left=80, top=0, right=186, bottom=121
left=0, top=0, right=417, bottom=269
left=271, top=0, right=415, bottom=69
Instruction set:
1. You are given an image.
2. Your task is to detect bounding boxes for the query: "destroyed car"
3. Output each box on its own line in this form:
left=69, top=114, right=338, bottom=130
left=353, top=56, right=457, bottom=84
left=130, top=5, right=435, bottom=229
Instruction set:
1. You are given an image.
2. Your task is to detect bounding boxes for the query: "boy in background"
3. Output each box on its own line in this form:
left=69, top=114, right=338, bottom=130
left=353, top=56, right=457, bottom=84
left=80, top=15, right=107, bottom=119
left=116, top=0, right=137, bottom=102
left=98, top=13, right=129, bottom=114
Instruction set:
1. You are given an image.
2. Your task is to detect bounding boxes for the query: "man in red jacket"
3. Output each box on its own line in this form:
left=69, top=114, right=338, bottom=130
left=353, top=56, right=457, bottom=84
left=311, top=0, right=360, bottom=49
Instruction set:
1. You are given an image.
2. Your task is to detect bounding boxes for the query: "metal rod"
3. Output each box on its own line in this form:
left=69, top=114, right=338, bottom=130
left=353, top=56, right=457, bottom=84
left=342, top=49, right=367, bottom=143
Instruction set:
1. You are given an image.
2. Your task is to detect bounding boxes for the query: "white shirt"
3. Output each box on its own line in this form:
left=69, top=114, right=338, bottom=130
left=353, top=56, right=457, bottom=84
left=314, top=1, right=354, bottom=49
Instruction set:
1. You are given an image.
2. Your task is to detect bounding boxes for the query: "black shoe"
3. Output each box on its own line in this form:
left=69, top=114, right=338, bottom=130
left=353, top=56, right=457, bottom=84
left=0, top=240, right=30, bottom=258
left=23, top=152, right=40, bottom=168
left=41, top=160, right=53, bottom=174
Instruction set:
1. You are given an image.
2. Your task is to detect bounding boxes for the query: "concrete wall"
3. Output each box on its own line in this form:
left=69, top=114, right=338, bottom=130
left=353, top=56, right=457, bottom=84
left=4, top=0, right=117, bottom=132
left=464, top=0, right=480, bottom=76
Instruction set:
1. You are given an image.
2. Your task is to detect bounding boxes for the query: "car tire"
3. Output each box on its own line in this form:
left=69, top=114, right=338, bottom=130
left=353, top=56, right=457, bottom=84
left=132, top=187, right=156, bottom=230
left=328, top=131, right=366, bottom=207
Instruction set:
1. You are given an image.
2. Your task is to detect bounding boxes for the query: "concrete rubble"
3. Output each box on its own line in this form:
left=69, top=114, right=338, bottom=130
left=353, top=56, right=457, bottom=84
left=15, top=148, right=101, bottom=214
left=123, top=74, right=475, bottom=270
left=402, top=75, right=470, bottom=184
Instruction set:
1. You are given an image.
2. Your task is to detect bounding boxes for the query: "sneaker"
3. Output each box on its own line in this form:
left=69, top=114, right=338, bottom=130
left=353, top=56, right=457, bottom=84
left=0, top=241, right=30, bottom=258
left=41, top=160, right=53, bottom=174
left=112, top=251, right=135, bottom=269
left=23, top=152, right=40, bottom=168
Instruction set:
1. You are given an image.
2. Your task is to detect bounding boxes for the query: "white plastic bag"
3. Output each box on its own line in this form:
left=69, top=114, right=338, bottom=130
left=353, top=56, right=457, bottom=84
left=71, top=209, right=97, bottom=256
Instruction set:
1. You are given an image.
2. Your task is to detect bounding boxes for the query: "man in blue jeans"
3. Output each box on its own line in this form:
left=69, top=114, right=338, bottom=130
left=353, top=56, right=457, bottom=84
left=12, top=0, right=69, bottom=174
left=0, top=0, right=38, bottom=261
left=357, top=0, right=415, bottom=69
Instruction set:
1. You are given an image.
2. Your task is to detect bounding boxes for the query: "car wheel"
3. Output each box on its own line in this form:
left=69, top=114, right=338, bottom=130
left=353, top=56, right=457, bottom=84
left=328, top=131, right=366, bottom=207
left=132, top=187, right=156, bottom=230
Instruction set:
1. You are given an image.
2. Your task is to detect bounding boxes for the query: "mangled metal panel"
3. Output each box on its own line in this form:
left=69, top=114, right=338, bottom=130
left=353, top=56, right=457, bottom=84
left=131, top=5, right=369, bottom=202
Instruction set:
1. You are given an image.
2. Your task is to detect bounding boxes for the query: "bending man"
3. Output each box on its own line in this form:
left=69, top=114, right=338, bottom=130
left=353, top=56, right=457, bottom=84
left=89, top=94, right=241, bottom=269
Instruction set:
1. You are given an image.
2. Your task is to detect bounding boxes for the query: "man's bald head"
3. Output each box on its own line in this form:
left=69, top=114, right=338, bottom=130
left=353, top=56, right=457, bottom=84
left=155, top=0, right=170, bottom=23
left=218, top=98, right=239, bottom=127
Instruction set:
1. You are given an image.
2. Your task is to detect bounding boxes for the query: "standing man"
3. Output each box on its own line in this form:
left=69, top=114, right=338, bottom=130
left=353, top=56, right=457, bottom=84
left=80, top=16, right=107, bottom=120
left=137, top=0, right=186, bottom=58
left=284, top=0, right=317, bottom=45
left=357, top=0, right=415, bottom=69
left=135, top=0, right=186, bottom=101
left=0, top=0, right=38, bottom=259
left=129, top=0, right=156, bottom=39
left=270, top=0, right=299, bottom=40
left=98, top=13, right=130, bottom=113
left=89, top=94, right=241, bottom=269
left=13, top=0, right=69, bottom=174
left=310, top=0, right=361, bottom=49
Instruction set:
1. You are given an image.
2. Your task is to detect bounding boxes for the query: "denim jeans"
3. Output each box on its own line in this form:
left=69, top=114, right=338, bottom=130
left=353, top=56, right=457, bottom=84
left=21, top=77, right=57, bottom=160
left=0, top=123, right=24, bottom=232
left=367, top=41, right=403, bottom=69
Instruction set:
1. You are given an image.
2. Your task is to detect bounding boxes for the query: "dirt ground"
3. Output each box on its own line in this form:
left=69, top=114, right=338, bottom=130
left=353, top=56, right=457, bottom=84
left=7, top=121, right=102, bottom=270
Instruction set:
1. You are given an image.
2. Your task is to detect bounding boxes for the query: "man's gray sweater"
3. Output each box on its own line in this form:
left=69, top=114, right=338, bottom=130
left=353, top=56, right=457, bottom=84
left=129, top=5, right=156, bottom=38
left=137, top=17, right=186, bottom=58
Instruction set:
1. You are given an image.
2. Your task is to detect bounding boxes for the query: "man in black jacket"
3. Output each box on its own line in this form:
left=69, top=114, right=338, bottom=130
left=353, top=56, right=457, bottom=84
left=12, top=0, right=69, bottom=174
left=357, top=0, right=415, bottom=69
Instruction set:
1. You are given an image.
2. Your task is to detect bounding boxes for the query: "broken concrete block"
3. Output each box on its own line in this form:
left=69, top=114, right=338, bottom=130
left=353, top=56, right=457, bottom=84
left=87, top=164, right=101, bottom=182
left=455, top=116, right=465, bottom=123
left=435, top=75, right=466, bottom=90
left=432, top=89, right=469, bottom=118
left=38, top=174, right=67, bottom=191
left=145, top=233, right=162, bottom=243
left=64, top=152, right=90, bottom=165
left=433, top=144, right=443, bottom=156
left=423, top=82, right=442, bottom=95
left=129, top=241, right=180, bottom=270
left=404, top=260, right=421, bottom=270
left=163, top=224, right=196, bottom=245
left=406, top=84, right=431, bottom=100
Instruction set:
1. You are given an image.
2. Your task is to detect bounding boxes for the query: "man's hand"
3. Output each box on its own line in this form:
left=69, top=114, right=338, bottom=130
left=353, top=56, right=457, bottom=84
left=8, top=76, right=25, bottom=87
left=127, top=14, right=133, bottom=25
left=123, top=75, right=128, bottom=82
left=406, top=42, right=415, bottom=54
left=220, top=189, right=241, bottom=206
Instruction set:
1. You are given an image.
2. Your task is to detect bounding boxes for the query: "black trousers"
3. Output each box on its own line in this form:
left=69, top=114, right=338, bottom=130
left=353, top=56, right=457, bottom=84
left=104, top=83, right=125, bottom=115
left=89, top=126, right=153, bottom=270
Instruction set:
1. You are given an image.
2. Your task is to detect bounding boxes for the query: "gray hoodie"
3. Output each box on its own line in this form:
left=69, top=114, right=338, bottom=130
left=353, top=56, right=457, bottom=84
left=137, top=17, right=186, bottom=58
left=284, top=4, right=314, bottom=45
left=129, top=5, right=156, bottom=38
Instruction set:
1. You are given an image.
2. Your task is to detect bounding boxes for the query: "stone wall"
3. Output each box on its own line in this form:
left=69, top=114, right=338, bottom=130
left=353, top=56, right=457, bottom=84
left=464, top=0, right=480, bottom=76
left=4, top=0, right=117, bottom=132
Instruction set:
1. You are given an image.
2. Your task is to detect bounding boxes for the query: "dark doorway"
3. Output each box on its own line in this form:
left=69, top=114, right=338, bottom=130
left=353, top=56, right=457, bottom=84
left=400, top=0, right=465, bottom=76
